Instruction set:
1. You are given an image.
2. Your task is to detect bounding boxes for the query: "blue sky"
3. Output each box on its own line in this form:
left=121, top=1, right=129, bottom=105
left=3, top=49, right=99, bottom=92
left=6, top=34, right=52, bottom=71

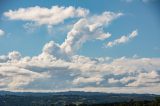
left=0, top=0, right=160, bottom=58
left=0, top=0, right=160, bottom=93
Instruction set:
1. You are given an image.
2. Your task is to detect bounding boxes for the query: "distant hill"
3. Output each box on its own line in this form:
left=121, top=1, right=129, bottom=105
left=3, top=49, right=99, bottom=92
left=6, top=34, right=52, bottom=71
left=0, top=91, right=159, bottom=106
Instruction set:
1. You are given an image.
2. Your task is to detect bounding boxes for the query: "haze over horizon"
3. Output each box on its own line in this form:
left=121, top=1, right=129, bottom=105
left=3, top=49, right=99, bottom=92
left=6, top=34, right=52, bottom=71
left=0, top=0, right=160, bottom=94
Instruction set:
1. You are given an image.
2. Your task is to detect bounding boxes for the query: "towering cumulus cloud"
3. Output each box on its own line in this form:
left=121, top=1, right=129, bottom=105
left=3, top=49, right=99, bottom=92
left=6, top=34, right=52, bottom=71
left=61, top=12, right=122, bottom=54
left=1, top=6, right=160, bottom=94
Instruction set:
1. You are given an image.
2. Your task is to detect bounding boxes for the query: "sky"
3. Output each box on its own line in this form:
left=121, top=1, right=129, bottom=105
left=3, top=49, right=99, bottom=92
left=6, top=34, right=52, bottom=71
left=0, top=0, right=160, bottom=94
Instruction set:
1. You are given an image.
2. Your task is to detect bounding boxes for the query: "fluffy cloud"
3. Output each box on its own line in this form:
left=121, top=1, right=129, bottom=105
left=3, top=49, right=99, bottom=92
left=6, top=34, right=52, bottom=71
left=4, top=6, right=122, bottom=57
left=0, top=51, right=21, bottom=63
left=4, top=6, right=89, bottom=26
left=106, top=30, right=138, bottom=47
left=127, top=71, right=160, bottom=87
left=61, top=12, right=122, bottom=54
left=0, top=29, right=5, bottom=37
left=0, top=66, right=49, bottom=90
left=4, top=6, right=122, bottom=56
left=108, top=70, right=160, bottom=87
left=40, top=11, right=122, bottom=58
left=1, top=6, right=159, bottom=94
left=42, top=41, right=66, bottom=60
left=8, top=51, right=21, bottom=60
left=0, top=26, right=158, bottom=92
left=0, top=52, right=160, bottom=93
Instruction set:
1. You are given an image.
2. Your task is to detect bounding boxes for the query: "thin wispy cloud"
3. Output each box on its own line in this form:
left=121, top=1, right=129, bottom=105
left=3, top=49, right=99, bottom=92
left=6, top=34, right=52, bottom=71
left=106, top=30, right=138, bottom=47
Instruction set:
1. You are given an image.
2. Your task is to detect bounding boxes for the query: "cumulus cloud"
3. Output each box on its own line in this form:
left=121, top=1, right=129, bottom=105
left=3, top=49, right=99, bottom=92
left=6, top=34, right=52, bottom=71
left=1, top=6, right=159, bottom=94
left=42, top=41, right=66, bottom=59
left=40, top=11, right=122, bottom=58
left=4, top=6, right=122, bottom=57
left=0, top=26, right=158, bottom=91
left=61, top=12, right=122, bottom=54
left=8, top=51, right=21, bottom=61
left=0, top=51, right=160, bottom=93
left=106, top=30, right=138, bottom=47
left=4, top=6, right=122, bottom=56
left=4, top=6, right=89, bottom=26
left=127, top=70, right=160, bottom=87
left=0, top=51, right=21, bottom=63
left=0, top=29, right=5, bottom=37
left=0, top=66, right=49, bottom=90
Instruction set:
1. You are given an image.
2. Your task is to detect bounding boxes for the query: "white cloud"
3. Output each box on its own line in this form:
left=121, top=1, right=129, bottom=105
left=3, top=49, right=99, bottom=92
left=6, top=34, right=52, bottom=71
left=4, top=6, right=121, bottom=53
left=1, top=6, right=159, bottom=94
left=0, top=29, right=5, bottom=37
left=36, top=11, right=122, bottom=58
left=61, top=12, right=122, bottom=54
left=73, top=75, right=104, bottom=85
left=8, top=51, right=21, bottom=61
left=0, top=51, right=160, bottom=93
left=0, top=66, right=49, bottom=90
left=106, top=30, right=138, bottom=47
left=4, top=6, right=122, bottom=56
left=42, top=41, right=64, bottom=59
left=4, top=6, right=89, bottom=26
left=127, top=70, right=160, bottom=87
left=96, top=32, right=111, bottom=40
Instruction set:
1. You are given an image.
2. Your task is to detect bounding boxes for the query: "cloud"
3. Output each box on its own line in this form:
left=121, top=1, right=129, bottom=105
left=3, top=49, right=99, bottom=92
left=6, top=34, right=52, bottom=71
left=4, top=6, right=122, bottom=56
left=0, top=51, right=21, bottom=63
left=0, top=51, right=160, bottom=93
left=61, top=12, right=122, bottom=54
left=39, top=11, right=122, bottom=59
left=4, top=6, right=89, bottom=26
left=8, top=51, right=21, bottom=61
left=96, top=32, right=111, bottom=40
left=0, top=66, right=49, bottom=90
left=73, top=75, right=104, bottom=85
left=1, top=6, right=159, bottom=94
left=4, top=6, right=123, bottom=58
left=106, top=30, right=138, bottom=47
left=0, top=33, right=159, bottom=91
left=42, top=41, right=63, bottom=58
left=0, top=29, right=5, bottom=37
left=127, top=70, right=160, bottom=87
left=108, top=77, right=135, bottom=84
